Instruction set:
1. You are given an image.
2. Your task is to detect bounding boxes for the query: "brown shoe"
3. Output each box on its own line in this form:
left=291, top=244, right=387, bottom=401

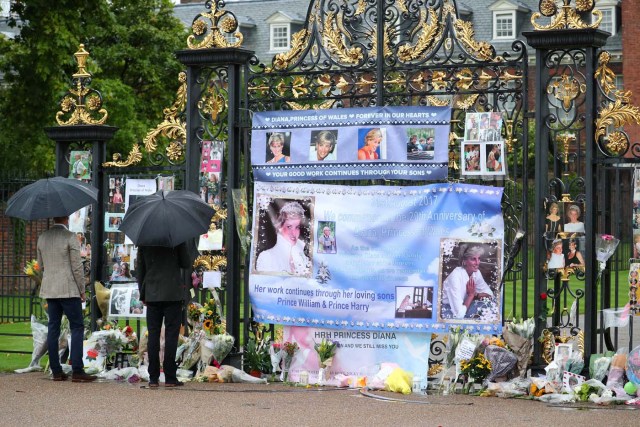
left=164, top=381, right=184, bottom=388
left=52, top=372, right=68, bottom=381
left=71, top=372, right=97, bottom=383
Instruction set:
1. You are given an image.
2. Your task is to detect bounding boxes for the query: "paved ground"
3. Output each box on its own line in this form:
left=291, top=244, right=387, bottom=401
left=1, top=372, right=638, bottom=427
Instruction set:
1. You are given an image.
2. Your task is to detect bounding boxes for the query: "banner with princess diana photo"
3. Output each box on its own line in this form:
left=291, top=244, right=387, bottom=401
left=249, top=182, right=504, bottom=334
left=251, top=106, right=451, bottom=181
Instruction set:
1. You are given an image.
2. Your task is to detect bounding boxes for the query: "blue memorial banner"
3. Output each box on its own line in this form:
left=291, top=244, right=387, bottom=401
left=251, top=106, right=451, bottom=181
left=249, top=182, right=505, bottom=334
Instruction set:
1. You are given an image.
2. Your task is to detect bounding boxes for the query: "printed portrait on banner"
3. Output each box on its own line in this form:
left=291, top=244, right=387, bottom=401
left=251, top=106, right=452, bottom=181
left=265, top=131, right=292, bottom=164
left=438, top=239, right=502, bottom=324
left=317, top=221, right=337, bottom=254
left=309, top=130, right=338, bottom=162
left=252, top=195, right=315, bottom=278
left=357, top=128, right=386, bottom=161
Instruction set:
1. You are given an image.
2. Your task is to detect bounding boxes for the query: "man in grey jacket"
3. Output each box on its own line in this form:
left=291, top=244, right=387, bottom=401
left=37, top=216, right=96, bottom=382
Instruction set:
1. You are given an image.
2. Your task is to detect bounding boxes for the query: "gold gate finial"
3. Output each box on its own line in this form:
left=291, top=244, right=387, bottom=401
left=531, top=0, right=602, bottom=31
left=55, top=44, right=108, bottom=126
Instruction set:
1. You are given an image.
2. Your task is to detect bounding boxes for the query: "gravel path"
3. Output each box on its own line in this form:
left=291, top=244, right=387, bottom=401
left=1, top=372, right=638, bottom=426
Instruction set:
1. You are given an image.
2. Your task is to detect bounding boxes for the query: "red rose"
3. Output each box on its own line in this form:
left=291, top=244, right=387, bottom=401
left=540, top=292, right=548, bottom=300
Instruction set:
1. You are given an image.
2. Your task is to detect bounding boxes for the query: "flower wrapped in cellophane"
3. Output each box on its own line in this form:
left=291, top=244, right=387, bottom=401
left=596, top=234, right=620, bottom=271
left=269, top=342, right=284, bottom=377
left=24, top=259, right=43, bottom=290
left=179, top=329, right=204, bottom=371
left=200, top=295, right=224, bottom=337
left=281, top=341, right=299, bottom=382
left=502, top=317, right=535, bottom=378
left=187, top=302, right=203, bottom=329
left=314, top=338, right=338, bottom=369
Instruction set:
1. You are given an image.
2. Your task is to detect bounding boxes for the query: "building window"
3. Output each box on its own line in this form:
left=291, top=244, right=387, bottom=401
left=599, top=7, right=616, bottom=35
left=493, top=11, right=515, bottom=40
left=615, top=75, right=624, bottom=92
left=270, top=24, right=290, bottom=51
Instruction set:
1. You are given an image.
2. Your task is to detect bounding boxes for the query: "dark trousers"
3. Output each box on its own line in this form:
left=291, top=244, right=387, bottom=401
left=146, top=301, right=182, bottom=384
left=47, top=298, right=84, bottom=374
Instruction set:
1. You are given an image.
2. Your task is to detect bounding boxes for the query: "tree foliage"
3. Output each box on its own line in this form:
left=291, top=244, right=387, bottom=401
left=0, top=0, right=188, bottom=173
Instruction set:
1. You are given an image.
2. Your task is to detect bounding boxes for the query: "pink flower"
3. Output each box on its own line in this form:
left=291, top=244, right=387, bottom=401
left=601, top=234, right=615, bottom=241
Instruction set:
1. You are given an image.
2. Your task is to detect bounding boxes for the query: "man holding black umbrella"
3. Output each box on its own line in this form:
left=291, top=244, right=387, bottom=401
left=37, top=216, right=96, bottom=382
left=137, top=242, right=192, bottom=388
left=119, top=190, right=214, bottom=387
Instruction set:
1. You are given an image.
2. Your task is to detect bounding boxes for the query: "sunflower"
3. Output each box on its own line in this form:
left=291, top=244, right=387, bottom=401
left=203, top=319, right=213, bottom=331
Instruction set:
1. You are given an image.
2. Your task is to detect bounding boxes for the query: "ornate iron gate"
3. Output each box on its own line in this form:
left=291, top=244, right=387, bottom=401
left=184, top=0, right=532, bottom=363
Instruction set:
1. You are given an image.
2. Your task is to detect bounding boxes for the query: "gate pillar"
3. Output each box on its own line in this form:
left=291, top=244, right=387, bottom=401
left=525, top=16, right=609, bottom=364
left=44, top=44, right=118, bottom=330
left=175, top=47, right=254, bottom=353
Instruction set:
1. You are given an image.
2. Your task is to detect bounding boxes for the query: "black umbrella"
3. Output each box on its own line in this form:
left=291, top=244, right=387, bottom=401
left=119, top=190, right=216, bottom=247
left=5, top=176, right=98, bottom=220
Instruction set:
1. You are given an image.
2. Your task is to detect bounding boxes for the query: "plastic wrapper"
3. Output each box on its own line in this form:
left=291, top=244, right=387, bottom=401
left=137, top=327, right=148, bottom=366
left=484, top=377, right=531, bottom=398
left=589, top=352, right=613, bottom=382
left=230, top=367, right=267, bottom=384
left=626, top=344, right=640, bottom=385
left=176, top=368, right=193, bottom=382
left=501, top=329, right=532, bottom=378
left=201, top=365, right=267, bottom=384
left=606, top=351, right=630, bottom=397
left=101, top=366, right=142, bottom=383
left=94, top=281, right=111, bottom=319
left=537, top=393, right=577, bottom=404
left=269, top=344, right=283, bottom=375
left=210, top=333, right=235, bottom=363
left=179, top=330, right=204, bottom=371
left=198, top=338, right=215, bottom=376
left=566, top=351, right=584, bottom=374
left=15, top=315, right=47, bottom=373
left=384, top=367, right=413, bottom=395
left=484, top=345, right=517, bottom=382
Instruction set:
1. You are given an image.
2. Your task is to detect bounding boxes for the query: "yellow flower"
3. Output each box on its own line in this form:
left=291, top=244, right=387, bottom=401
left=203, top=319, right=212, bottom=331
left=207, top=310, right=213, bottom=316
left=209, top=299, right=214, bottom=305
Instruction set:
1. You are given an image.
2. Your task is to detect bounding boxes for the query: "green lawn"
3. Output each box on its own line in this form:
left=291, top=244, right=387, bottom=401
left=502, top=269, right=632, bottom=320
left=0, top=264, right=633, bottom=373
left=0, top=322, right=48, bottom=372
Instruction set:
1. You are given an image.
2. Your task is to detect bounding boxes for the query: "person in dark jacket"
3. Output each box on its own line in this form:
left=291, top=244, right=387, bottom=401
left=137, top=242, right=192, bottom=387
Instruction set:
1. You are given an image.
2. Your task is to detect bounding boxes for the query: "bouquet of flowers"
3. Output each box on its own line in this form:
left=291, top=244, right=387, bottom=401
left=502, top=317, right=535, bottom=378
left=232, top=189, right=251, bottom=256
left=23, top=259, right=43, bottom=288
left=179, top=329, right=204, bottom=371
left=200, top=298, right=223, bottom=336
left=281, top=341, right=299, bottom=382
left=314, top=338, right=338, bottom=368
left=596, top=234, right=620, bottom=271
left=210, top=333, right=235, bottom=363
left=460, top=353, right=492, bottom=392
left=187, top=302, right=203, bottom=328
left=314, top=338, right=338, bottom=384
left=198, top=332, right=235, bottom=376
